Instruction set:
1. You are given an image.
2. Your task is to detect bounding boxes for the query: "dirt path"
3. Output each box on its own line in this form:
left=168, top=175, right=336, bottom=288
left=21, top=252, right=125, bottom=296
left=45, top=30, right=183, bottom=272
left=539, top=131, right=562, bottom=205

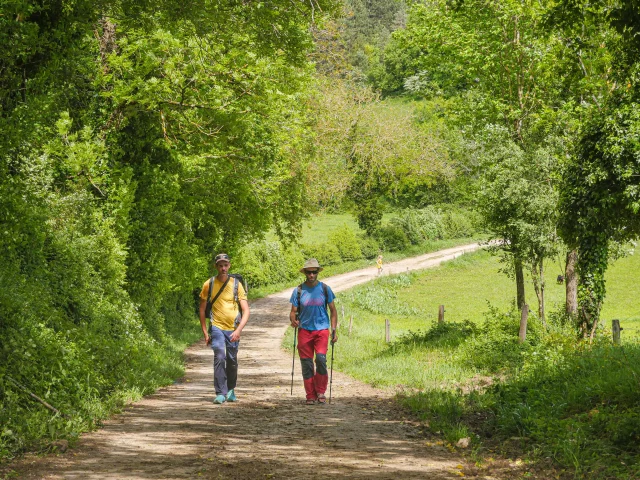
left=8, top=243, right=509, bottom=480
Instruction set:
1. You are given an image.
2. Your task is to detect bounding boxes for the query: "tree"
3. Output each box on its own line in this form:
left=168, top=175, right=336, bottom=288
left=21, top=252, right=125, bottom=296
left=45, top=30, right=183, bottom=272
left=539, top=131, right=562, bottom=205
left=555, top=0, right=640, bottom=338
left=0, top=0, right=341, bottom=456
left=379, top=0, right=569, bottom=312
left=475, top=128, right=559, bottom=318
left=307, top=77, right=451, bottom=227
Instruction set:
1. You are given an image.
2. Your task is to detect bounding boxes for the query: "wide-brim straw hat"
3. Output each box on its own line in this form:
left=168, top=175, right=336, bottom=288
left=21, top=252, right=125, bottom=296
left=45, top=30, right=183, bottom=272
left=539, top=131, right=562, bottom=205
left=300, top=258, right=323, bottom=274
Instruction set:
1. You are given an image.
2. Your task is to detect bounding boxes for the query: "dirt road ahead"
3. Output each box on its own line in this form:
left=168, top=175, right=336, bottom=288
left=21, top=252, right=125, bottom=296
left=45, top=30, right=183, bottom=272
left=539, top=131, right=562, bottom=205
left=10, top=243, right=497, bottom=479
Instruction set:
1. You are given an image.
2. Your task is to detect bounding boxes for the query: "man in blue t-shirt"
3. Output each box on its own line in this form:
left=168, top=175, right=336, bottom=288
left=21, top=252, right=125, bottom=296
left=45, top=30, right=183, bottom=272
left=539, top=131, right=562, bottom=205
left=289, top=258, right=338, bottom=404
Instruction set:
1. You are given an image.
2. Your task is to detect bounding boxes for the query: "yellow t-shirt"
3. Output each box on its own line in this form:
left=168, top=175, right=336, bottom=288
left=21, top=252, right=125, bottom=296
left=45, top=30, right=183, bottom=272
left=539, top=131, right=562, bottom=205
left=200, top=277, right=247, bottom=331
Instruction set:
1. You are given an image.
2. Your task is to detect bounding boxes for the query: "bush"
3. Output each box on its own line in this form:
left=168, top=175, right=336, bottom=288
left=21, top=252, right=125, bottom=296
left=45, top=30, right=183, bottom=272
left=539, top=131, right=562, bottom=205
left=358, top=236, right=380, bottom=259
left=374, top=224, right=410, bottom=251
left=234, top=240, right=302, bottom=287
left=440, top=208, right=479, bottom=239
left=301, top=242, right=342, bottom=267
left=390, top=207, right=444, bottom=244
left=392, top=320, right=479, bottom=352
left=328, top=224, right=363, bottom=261
left=457, top=305, right=545, bottom=372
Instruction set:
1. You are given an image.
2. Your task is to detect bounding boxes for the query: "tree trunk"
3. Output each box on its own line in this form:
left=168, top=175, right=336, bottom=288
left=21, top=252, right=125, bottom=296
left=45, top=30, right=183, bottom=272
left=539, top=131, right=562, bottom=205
left=515, top=256, right=526, bottom=311
left=539, top=257, right=546, bottom=327
left=530, top=257, right=547, bottom=328
left=565, top=249, right=578, bottom=318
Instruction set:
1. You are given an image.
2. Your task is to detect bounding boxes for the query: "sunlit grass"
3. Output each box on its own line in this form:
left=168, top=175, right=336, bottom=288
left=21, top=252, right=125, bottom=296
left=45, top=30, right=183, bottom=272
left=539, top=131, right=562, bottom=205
left=284, top=248, right=640, bottom=391
left=600, top=249, right=640, bottom=336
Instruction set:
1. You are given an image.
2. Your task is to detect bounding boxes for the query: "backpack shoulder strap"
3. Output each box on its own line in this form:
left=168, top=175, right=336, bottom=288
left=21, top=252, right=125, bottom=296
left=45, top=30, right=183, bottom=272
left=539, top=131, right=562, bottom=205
left=208, top=276, right=231, bottom=315
left=321, top=282, right=329, bottom=311
left=206, top=277, right=214, bottom=306
left=233, top=277, right=239, bottom=304
left=296, top=284, right=303, bottom=317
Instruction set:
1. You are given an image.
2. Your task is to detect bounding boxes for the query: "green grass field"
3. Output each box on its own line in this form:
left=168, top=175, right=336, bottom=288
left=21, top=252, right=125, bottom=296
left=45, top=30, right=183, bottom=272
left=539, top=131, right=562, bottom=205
left=265, top=212, right=394, bottom=244
left=284, top=247, right=640, bottom=389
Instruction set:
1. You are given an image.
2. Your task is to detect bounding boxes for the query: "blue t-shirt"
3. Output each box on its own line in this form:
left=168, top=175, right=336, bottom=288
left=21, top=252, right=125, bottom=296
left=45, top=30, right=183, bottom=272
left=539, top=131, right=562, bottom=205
left=289, top=282, right=335, bottom=331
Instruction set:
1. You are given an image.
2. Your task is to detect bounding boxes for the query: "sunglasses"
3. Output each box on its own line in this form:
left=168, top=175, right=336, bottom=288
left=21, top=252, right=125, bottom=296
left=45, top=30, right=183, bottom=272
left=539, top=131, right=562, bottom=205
left=304, top=270, right=319, bottom=275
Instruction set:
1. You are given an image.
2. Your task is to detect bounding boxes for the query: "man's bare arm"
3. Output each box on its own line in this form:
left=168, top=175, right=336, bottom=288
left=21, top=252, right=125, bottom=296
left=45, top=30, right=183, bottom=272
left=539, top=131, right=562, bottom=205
left=199, top=299, right=210, bottom=345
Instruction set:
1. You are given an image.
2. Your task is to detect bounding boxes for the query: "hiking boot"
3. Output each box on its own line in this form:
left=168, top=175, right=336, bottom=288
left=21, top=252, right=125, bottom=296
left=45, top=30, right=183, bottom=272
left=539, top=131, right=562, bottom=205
left=226, top=389, right=237, bottom=402
left=213, top=394, right=226, bottom=404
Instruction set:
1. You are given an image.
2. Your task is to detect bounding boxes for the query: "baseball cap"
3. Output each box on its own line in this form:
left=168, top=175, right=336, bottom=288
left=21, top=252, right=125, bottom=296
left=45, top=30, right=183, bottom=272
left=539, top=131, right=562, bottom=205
left=215, top=253, right=230, bottom=264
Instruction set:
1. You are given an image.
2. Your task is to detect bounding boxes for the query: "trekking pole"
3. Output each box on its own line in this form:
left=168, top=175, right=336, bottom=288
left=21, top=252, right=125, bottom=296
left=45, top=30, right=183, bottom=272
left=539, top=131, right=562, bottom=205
left=290, top=327, right=298, bottom=395
left=329, top=331, right=335, bottom=404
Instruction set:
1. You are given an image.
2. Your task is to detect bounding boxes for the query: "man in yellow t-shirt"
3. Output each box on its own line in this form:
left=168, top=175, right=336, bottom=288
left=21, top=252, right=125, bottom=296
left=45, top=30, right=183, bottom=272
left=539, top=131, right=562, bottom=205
left=199, top=253, right=250, bottom=404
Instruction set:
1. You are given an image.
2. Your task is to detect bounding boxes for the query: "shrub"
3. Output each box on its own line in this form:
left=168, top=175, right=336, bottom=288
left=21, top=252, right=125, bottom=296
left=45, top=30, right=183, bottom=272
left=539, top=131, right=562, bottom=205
left=359, top=236, right=380, bottom=259
left=328, top=224, right=363, bottom=261
left=235, top=240, right=301, bottom=287
left=392, top=320, right=479, bottom=352
left=391, top=207, right=444, bottom=244
left=343, top=274, right=420, bottom=316
left=375, top=224, right=410, bottom=251
left=440, top=208, right=478, bottom=239
left=301, top=242, right=342, bottom=267
left=457, top=305, right=544, bottom=372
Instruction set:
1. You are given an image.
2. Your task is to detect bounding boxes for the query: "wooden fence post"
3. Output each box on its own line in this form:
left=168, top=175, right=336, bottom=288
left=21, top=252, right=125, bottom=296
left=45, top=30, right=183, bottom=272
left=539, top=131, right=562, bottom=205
left=612, top=319, right=621, bottom=345
left=348, top=315, right=353, bottom=336
left=438, top=305, right=445, bottom=323
left=519, top=305, right=528, bottom=343
left=385, top=319, right=390, bottom=343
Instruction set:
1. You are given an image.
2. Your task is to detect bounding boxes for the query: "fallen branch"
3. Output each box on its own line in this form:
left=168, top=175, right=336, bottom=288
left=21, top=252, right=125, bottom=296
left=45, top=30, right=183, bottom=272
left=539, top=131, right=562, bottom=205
left=6, top=376, right=68, bottom=418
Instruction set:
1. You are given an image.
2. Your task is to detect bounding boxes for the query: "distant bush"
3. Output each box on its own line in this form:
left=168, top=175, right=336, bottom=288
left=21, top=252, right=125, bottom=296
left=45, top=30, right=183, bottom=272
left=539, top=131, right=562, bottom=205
left=392, top=320, right=479, bottom=352
left=386, top=206, right=479, bottom=245
left=235, top=240, right=303, bottom=287
left=343, top=274, right=420, bottom=316
left=457, top=305, right=544, bottom=372
left=358, top=236, right=380, bottom=259
left=375, top=224, right=410, bottom=251
left=440, top=209, right=478, bottom=239
left=391, top=207, right=444, bottom=244
left=329, top=224, right=363, bottom=261
left=301, top=242, right=342, bottom=267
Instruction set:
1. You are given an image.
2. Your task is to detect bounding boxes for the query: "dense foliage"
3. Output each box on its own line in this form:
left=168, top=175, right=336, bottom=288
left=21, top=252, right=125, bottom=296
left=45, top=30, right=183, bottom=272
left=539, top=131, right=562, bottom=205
left=0, top=0, right=338, bottom=460
left=555, top=0, right=640, bottom=337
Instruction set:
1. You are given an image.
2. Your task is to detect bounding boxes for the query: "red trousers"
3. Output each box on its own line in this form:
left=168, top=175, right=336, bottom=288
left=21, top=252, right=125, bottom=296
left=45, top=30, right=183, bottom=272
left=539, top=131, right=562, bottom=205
left=297, top=328, right=329, bottom=400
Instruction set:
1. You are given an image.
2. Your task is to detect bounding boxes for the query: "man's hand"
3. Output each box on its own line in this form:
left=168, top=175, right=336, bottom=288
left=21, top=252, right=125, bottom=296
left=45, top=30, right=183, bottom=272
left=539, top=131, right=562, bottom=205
left=290, top=317, right=300, bottom=328
left=230, top=329, right=241, bottom=342
left=331, top=329, right=338, bottom=344
left=204, top=333, right=211, bottom=345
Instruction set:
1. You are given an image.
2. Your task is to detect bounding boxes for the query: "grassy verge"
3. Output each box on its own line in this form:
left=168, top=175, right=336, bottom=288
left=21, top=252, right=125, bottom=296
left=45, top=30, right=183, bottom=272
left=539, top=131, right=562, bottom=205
left=0, top=320, right=200, bottom=464
left=286, top=249, right=640, bottom=478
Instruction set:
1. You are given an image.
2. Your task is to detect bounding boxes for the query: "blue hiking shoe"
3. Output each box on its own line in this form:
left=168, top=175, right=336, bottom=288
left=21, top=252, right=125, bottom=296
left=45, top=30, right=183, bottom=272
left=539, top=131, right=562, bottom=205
left=226, top=389, right=237, bottom=402
left=213, top=394, right=226, bottom=404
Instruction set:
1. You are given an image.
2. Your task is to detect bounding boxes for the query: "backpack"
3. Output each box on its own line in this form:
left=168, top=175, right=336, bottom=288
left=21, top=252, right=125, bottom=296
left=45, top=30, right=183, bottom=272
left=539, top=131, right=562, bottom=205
left=296, top=282, right=329, bottom=319
left=205, top=274, right=248, bottom=327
